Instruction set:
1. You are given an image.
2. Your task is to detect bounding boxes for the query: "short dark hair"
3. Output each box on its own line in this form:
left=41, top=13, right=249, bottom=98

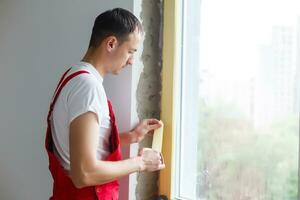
left=88, top=8, right=143, bottom=48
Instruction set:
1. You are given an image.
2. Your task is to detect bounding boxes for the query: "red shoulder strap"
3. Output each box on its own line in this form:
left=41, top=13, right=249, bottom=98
left=53, top=68, right=72, bottom=95
left=46, top=69, right=90, bottom=151
left=47, top=70, right=90, bottom=121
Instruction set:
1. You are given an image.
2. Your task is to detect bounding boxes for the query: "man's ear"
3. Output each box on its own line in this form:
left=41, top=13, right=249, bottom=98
left=106, top=36, right=118, bottom=52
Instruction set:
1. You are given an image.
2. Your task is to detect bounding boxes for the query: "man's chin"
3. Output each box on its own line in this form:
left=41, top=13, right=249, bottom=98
left=112, top=70, right=121, bottom=75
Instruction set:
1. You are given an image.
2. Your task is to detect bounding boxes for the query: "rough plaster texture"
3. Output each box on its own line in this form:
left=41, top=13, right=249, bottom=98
left=135, top=0, right=163, bottom=200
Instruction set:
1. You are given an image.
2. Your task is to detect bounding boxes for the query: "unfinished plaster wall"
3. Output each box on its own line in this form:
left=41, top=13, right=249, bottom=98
left=135, top=0, right=163, bottom=199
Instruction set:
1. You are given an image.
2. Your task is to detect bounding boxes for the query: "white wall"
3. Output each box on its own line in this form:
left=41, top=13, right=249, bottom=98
left=0, top=0, right=138, bottom=199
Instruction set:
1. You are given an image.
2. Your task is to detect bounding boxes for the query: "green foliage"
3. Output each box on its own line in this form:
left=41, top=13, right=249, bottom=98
left=197, top=101, right=298, bottom=200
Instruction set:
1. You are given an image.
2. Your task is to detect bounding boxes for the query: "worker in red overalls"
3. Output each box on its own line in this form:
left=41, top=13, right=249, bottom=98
left=45, top=8, right=165, bottom=200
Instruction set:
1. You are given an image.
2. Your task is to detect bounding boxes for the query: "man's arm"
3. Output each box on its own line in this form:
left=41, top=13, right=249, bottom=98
left=119, top=119, right=162, bottom=146
left=69, top=112, right=164, bottom=188
left=119, top=131, right=136, bottom=146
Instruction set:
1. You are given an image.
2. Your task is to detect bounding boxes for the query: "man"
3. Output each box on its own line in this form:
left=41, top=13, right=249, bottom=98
left=45, top=8, right=165, bottom=200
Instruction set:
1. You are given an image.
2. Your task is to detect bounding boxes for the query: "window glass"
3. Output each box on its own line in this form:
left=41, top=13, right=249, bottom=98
left=176, top=0, right=300, bottom=199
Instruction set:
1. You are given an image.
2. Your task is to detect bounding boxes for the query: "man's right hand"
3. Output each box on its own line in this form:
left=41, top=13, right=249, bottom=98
left=136, top=148, right=165, bottom=172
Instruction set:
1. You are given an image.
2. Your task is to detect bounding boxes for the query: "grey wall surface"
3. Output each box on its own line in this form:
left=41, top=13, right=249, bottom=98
left=0, top=0, right=133, bottom=199
left=135, top=0, right=163, bottom=200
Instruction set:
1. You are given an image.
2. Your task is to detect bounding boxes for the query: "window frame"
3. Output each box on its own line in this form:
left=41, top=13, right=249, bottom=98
left=159, top=0, right=182, bottom=199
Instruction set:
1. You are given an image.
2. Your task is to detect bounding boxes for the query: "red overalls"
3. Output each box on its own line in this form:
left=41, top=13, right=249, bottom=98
left=45, top=68, right=122, bottom=200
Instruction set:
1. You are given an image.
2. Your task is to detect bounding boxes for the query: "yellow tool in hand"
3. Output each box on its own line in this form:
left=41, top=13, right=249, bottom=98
left=152, top=120, right=164, bottom=164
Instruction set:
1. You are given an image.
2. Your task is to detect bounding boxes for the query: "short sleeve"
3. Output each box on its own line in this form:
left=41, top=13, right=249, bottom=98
left=66, top=76, right=102, bottom=125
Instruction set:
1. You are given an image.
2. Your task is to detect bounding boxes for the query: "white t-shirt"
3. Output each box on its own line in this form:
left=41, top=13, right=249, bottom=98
left=50, top=62, right=111, bottom=171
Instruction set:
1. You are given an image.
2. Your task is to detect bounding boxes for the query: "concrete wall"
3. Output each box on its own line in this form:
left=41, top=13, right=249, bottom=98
left=135, top=1, right=163, bottom=200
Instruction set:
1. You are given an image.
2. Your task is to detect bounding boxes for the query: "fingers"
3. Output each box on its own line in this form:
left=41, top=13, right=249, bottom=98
left=148, top=123, right=162, bottom=131
left=146, top=162, right=165, bottom=172
left=141, top=148, right=160, bottom=160
left=138, top=147, right=152, bottom=156
left=146, top=118, right=161, bottom=125
left=139, top=148, right=165, bottom=172
left=146, top=119, right=162, bottom=131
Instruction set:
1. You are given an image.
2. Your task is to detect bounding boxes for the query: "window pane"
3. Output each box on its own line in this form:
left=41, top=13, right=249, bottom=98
left=197, top=0, right=299, bottom=199
left=178, top=0, right=300, bottom=199
left=175, top=0, right=201, bottom=199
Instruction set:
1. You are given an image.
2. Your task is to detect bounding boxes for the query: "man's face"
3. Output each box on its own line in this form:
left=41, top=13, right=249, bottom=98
left=109, top=29, right=141, bottom=74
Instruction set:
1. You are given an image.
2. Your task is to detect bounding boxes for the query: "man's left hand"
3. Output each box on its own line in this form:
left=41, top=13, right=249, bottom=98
left=131, top=119, right=162, bottom=143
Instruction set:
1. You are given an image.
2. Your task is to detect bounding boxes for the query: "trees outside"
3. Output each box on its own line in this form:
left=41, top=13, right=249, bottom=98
left=197, top=101, right=298, bottom=200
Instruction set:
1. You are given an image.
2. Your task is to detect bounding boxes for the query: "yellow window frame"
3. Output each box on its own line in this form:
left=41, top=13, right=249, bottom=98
left=159, top=0, right=181, bottom=199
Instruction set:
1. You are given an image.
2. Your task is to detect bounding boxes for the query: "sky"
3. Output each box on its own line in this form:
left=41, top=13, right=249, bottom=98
left=198, top=0, right=300, bottom=80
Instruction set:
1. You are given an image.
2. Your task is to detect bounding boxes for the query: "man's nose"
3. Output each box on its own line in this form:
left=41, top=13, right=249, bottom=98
left=126, top=57, right=134, bottom=65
